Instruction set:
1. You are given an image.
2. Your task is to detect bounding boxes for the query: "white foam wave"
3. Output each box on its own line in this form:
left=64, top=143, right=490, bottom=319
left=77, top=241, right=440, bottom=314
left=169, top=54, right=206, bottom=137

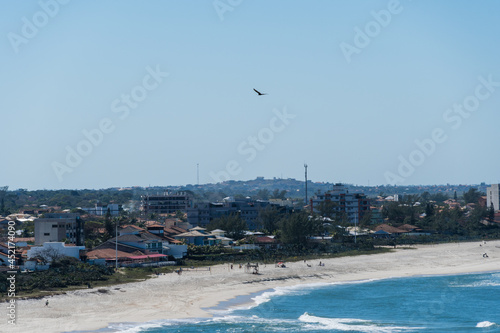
left=476, top=321, right=496, bottom=328
left=249, top=278, right=384, bottom=309
left=107, top=321, right=165, bottom=333
left=298, top=313, right=419, bottom=332
left=107, top=317, right=211, bottom=332
left=211, top=314, right=295, bottom=325
left=451, top=281, right=500, bottom=288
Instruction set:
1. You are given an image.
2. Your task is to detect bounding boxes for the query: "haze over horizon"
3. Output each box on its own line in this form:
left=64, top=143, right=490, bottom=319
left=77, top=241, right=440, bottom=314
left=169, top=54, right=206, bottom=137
left=2, top=1, right=500, bottom=190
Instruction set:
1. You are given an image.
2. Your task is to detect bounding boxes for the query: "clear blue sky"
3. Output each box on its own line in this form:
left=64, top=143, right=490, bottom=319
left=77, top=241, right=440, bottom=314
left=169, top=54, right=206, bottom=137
left=2, top=0, right=500, bottom=190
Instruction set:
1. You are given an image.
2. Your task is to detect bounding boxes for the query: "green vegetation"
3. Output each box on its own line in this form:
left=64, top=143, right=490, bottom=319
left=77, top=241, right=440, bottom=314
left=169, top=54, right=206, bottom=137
left=381, top=191, right=500, bottom=239
left=0, top=257, right=177, bottom=300
left=207, top=213, right=246, bottom=240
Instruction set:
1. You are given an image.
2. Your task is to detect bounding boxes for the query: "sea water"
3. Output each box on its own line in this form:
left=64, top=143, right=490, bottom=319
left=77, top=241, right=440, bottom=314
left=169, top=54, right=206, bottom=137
left=104, top=272, right=500, bottom=333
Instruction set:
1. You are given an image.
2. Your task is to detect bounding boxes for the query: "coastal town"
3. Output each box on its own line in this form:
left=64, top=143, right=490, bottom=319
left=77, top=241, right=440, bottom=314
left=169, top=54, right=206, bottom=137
left=1, top=180, right=499, bottom=275
left=4, top=0, right=500, bottom=331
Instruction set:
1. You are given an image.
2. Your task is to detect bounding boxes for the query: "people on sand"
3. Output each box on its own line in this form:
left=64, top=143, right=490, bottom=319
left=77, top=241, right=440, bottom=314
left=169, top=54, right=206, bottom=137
left=45, top=300, right=49, bottom=306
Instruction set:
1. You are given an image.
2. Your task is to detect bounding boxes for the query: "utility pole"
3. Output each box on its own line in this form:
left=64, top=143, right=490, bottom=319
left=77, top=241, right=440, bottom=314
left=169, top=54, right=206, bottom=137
left=304, top=164, right=308, bottom=207
left=115, top=218, right=118, bottom=269
left=354, top=213, right=358, bottom=244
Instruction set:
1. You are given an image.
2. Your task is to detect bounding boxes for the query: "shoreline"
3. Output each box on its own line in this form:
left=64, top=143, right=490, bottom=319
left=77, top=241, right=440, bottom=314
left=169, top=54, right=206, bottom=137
left=3, top=240, right=499, bottom=333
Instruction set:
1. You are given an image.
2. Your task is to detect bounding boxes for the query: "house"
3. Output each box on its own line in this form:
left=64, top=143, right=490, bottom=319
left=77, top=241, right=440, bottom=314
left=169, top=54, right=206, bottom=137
left=209, top=229, right=233, bottom=246
left=443, top=199, right=461, bottom=210
left=113, top=233, right=164, bottom=253
left=86, top=241, right=146, bottom=265
left=119, top=224, right=188, bottom=259
left=174, top=227, right=219, bottom=246
left=254, top=236, right=278, bottom=249
left=26, top=242, right=86, bottom=270
left=13, top=237, right=34, bottom=247
left=372, top=224, right=408, bottom=237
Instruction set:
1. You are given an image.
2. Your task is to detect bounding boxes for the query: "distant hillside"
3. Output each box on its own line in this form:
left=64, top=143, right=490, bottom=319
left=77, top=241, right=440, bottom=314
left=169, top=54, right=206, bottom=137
left=0, top=179, right=489, bottom=214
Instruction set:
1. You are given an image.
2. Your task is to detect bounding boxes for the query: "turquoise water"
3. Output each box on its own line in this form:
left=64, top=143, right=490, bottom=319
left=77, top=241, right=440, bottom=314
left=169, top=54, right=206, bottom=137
left=105, top=272, right=500, bottom=332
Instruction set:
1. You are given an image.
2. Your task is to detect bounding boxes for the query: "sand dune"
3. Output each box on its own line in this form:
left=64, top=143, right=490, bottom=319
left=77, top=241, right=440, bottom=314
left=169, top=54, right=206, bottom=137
left=3, top=240, right=499, bottom=333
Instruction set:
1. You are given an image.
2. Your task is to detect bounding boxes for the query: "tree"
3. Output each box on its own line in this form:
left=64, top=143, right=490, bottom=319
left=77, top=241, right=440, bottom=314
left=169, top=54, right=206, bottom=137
left=207, top=213, right=246, bottom=240
left=463, top=188, right=482, bottom=204
left=420, top=191, right=431, bottom=203
left=359, top=211, right=372, bottom=227
left=430, top=192, right=448, bottom=203
left=316, top=200, right=337, bottom=219
left=175, top=210, right=186, bottom=221
left=425, top=203, right=435, bottom=218
left=271, top=189, right=287, bottom=200
left=255, top=189, right=270, bottom=200
left=32, top=247, right=64, bottom=264
left=453, top=191, right=458, bottom=200
left=258, top=206, right=281, bottom=233
left=488, top=203, right=495, bottom=222
left=104, top=210, right=115, bottom=238
left=278, top=212, right=322, bottom=245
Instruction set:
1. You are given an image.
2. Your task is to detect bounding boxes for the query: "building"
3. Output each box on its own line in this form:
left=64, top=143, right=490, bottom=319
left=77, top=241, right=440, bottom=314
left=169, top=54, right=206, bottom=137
left=487, top=184, right=500, bottom=211
left=141, top=191, right=193, bottom=215
left=81, top=204, right=120, bottom=216
left=34, top=213, right=84, bottom=246
left=27, top=242, right=85, bottom=262
left=187, top=197, right=295, bottom=230
left=311, top=183, right=370, bottom=224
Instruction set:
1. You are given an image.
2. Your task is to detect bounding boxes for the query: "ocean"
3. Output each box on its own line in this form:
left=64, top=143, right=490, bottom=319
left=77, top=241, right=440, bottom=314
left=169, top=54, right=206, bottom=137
left=103, top=272, right=500, bottom=333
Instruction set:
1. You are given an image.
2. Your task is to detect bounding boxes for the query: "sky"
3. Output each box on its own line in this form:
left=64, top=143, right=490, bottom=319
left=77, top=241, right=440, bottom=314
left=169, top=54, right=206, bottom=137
left=2, top=0, right=500, bottom=190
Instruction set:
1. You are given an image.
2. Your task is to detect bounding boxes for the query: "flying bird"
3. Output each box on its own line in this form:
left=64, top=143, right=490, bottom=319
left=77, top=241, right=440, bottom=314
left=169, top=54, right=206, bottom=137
left=253, top=88, right=267, bottom=96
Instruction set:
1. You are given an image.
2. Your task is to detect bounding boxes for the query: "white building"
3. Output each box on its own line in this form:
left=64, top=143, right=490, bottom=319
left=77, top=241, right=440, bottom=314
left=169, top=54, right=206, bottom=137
left=487, top=184, right=500, bottom=211
left=27, top=242, right=85, bottom=262
left=81, top=204, right=120, bottom=216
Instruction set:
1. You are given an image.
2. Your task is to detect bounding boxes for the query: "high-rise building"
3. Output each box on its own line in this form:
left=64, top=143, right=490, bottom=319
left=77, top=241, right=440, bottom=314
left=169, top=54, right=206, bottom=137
left=141, top=191, right=193, bottom=215
left=311, top=183, right=370, bottom=223
left=487, top=184, right=500, bottom=211
left=187, top=197, right=294, bottom=230
left=34, top=213, right=84, bottom=246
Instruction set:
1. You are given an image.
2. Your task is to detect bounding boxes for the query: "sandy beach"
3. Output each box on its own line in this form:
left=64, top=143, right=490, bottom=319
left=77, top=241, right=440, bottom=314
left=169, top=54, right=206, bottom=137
left=3, top=240, right=500, bottom=333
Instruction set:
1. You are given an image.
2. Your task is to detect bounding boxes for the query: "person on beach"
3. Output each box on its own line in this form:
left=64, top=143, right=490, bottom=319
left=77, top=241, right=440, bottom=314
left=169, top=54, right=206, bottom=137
left=45, top=300, right=49, bottom=307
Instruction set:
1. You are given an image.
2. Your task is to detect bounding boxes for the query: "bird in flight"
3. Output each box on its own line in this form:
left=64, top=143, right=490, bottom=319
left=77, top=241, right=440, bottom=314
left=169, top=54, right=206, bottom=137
left=253, top=88, right=267, bottom=96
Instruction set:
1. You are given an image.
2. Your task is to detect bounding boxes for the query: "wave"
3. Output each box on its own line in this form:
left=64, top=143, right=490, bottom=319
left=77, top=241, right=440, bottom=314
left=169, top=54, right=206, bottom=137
left=476, top=321, right=497, bottom=328
left=451, top=277, right=500, bottom=288
left=248, top=278, right=385, bottom=309
left=107, top=321, right=165, bottom=333
left=298, top=313, right=421, bottom=332
left=107, top=315, right=298, bottom=332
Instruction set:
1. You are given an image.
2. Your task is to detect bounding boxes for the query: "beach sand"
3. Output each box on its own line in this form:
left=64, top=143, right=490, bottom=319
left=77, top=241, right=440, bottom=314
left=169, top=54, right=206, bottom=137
left=3, top=240, right=500, bottom=333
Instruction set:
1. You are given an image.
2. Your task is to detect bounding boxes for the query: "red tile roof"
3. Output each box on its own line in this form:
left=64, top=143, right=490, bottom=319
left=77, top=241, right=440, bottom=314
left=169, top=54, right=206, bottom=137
left=373, top=224, right=408, bottom=234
